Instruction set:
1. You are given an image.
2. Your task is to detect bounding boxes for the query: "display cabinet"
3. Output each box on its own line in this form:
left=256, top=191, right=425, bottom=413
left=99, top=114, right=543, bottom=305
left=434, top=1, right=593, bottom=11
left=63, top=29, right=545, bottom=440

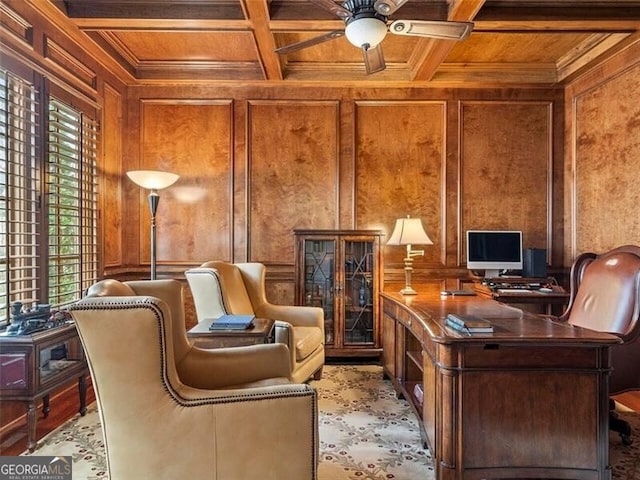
left=294, top=229, right=383, bottom=357
left=0, top=323, right=88, bottom=452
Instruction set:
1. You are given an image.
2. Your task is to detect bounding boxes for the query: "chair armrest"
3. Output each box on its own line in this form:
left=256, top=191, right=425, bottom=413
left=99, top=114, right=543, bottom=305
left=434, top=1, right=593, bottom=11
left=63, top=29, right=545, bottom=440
left=256, top=303, right=324, bottom=330
left=274, top=320, right=296, bottom=370
left=177, top=342, right=292, bottom=389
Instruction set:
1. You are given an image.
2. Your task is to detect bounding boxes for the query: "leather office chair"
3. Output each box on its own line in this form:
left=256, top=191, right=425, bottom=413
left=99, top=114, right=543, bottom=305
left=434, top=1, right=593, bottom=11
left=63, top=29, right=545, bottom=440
left=558, top=245, right=640, bottom=445
left=185, top=261, right=325, bottom=383
left=70, top=279, right=318, bottom=479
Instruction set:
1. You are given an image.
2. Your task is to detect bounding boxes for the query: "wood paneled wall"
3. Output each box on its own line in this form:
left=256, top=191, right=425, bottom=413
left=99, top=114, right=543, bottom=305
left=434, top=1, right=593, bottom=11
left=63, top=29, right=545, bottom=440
left=460, top=102, right=554, bottom=261
left=118, top=86, right=564, bottom=301
left=565, top=41, right=640, bottom=259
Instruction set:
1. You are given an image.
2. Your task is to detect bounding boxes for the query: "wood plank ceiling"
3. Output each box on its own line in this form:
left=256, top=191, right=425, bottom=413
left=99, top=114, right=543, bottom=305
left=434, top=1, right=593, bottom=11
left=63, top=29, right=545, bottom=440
left=49, top=0, right=640, bottom=86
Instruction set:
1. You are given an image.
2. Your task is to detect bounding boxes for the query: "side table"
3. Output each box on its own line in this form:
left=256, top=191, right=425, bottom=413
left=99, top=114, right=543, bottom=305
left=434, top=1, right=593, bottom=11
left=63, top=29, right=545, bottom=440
left=0, top=323, right=88, bottom=452
left=187, top=318, right=275, bottom=349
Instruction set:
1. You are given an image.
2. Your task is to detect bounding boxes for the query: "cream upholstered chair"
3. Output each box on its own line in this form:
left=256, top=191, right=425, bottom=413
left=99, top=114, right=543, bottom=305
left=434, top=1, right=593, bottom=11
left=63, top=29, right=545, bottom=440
left=185, top=261, right=325, bottom=383
left=70, top=279, right=318, bottom=480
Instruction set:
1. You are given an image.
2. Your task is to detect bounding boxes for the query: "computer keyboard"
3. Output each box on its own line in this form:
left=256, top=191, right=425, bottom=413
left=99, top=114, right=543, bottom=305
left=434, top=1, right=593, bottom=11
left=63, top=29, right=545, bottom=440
left=497, top=288, right=534, bottom=293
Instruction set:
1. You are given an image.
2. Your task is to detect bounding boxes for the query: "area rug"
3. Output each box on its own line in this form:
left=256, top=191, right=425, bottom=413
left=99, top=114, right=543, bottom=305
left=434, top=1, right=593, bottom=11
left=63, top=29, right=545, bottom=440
left=23, top=364, right=640, bottom=480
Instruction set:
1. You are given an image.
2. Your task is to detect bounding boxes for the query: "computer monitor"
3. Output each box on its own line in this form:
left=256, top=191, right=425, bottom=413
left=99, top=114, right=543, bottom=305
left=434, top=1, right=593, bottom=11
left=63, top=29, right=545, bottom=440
left=466, top=230, right=523, bottom=278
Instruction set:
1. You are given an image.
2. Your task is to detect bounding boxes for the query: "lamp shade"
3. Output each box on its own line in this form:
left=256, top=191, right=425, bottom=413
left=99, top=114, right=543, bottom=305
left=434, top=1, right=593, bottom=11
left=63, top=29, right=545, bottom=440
left=345, top=17, right=388, bottom=48
left=126, top=170, right=179, bottom=190
left=387, top=217, right=433, bottom=246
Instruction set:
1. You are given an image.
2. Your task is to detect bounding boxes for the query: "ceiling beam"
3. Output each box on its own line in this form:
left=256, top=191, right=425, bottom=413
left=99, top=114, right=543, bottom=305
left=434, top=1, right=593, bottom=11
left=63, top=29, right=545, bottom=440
left=243, top=0, right=283, bottom=81
left=473, top=20, right=640, bottom=31
left=412, top=0, right=486, bottom=81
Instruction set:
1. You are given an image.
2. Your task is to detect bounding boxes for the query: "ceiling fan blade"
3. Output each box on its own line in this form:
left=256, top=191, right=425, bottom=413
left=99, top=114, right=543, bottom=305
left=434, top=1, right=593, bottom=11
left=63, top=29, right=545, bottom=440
left=362, top=44, right=386, bottom=74
left=310, top=0, right=353, bottom=19
left=373, top=0, right=409, bottom=16
left=275, top=30, right=345, bottom=55
left=389, top=20, right=474, bottom=41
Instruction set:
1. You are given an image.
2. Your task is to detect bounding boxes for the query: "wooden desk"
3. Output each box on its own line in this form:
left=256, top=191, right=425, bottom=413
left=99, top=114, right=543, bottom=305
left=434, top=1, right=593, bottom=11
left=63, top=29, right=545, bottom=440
left=0, top=323, right=88, bottom=452
left=381, top=287, right=619, bottom=480
left=187, top=318, right=275, bottom=349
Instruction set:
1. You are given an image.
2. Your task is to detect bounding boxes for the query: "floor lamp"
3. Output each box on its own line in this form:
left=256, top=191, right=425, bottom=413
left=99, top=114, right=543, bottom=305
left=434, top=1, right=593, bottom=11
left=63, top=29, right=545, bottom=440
left=387, top=216, right=433, bottom=295
left=126, top=170, right=179, bottom=280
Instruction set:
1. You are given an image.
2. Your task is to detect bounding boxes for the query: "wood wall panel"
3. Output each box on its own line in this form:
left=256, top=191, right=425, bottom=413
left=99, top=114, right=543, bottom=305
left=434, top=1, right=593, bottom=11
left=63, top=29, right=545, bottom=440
left=569, top=61, right=640, bottom=256
left=355, top=101, right=446, bottom=266
left=460, top=101, right=553, bottom=264
left=140, top=100, right=233, bottom=264
left=247, top=101, right=339, bottom=263
left=44, top=36, right=96, bottom=90
left=101, top=82, right=123, bottom=268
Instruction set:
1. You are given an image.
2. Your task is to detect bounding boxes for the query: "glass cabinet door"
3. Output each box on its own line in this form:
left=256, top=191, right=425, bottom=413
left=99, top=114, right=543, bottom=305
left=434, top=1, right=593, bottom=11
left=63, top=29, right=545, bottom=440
left=343, top=240, right=375, bottom=345
left=295, top=229, right=382, bottom=356
left=38, top=337, right=84, bottom=388
left=302, top=239, right=336, bottom=346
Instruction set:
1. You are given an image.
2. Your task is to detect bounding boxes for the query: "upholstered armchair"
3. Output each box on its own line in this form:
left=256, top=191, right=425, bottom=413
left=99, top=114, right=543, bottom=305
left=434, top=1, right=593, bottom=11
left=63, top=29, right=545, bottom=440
left=185, top=261, right=325, bottom=383
left=70, top=279, right=318, bottom=479
left=557, top=245, right=640, bottom=445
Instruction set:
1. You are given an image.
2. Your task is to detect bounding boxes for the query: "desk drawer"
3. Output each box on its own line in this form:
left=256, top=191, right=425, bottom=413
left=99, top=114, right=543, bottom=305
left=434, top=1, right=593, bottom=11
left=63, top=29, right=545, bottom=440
left=462, top=345, right=604, bottom=369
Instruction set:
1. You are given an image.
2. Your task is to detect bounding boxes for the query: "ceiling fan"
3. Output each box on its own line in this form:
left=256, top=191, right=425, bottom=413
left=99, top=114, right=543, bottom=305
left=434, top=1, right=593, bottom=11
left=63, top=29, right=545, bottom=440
left=274, top=0, right=474, bottom=74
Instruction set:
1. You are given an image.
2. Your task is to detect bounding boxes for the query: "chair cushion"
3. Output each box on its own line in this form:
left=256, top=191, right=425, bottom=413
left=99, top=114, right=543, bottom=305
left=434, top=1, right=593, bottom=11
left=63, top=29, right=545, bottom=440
left=86, top=279, right=137, bottom=297
left=219, top=377, right=291, bottom=390
left=203, top=262, right=254, bottom=314
left=295, top=326, right=324, bottom=362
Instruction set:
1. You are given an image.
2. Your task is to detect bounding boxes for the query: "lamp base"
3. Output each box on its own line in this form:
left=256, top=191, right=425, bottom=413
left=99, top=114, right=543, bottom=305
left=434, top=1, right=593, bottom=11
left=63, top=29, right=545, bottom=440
left=400, top=286, right=418, bottom=295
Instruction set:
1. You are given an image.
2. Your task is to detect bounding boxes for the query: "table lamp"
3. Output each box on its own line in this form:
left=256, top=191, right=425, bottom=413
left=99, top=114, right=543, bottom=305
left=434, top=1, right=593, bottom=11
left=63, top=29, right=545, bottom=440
left=387, top=215, right=433, bottom=295
left=127, top=170, right=179, bottom=280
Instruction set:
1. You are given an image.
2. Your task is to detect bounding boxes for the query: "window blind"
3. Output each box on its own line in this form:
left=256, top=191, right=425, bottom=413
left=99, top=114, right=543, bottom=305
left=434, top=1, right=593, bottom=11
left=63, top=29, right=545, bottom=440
left=0, top=70, right=40, bottom=325
left=47, top=98, right=98, bottom=307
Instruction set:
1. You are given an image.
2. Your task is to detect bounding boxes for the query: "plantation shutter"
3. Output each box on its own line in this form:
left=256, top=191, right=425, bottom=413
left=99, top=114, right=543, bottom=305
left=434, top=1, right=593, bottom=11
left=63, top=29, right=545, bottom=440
left=0, top=70, right=40, bottom=325
left=47, top=97, right=98, bottom=307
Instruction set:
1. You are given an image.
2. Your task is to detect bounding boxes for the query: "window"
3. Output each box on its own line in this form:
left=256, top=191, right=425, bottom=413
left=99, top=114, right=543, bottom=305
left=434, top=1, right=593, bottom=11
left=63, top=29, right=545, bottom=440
left=47, top=98, right=98, bottom=307
left=0, top=67, right=99, bottom=324
left=0, top=70, right=40, bottom=325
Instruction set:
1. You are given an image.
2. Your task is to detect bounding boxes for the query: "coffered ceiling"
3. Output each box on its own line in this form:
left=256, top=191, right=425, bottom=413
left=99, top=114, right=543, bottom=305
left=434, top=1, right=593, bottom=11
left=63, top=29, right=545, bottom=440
left=48, top=0, right=640, bottom=86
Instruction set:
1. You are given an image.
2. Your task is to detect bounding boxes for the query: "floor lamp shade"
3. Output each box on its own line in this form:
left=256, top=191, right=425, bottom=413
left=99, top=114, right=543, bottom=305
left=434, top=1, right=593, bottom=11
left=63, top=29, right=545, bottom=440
left=126, top=170, right=179, bottom=280
left=387, top=216, right=433, bottom=295
left=126, top=170, right=179, bottom=191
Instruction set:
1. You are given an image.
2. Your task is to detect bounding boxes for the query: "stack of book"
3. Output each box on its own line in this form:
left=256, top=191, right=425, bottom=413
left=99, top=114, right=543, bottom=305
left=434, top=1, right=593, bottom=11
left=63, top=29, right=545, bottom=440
left=445, top=313, right=494, bottom=334
left=208, top=314, right=255, bottom=330
left=413, top=384, right=424, bottom=407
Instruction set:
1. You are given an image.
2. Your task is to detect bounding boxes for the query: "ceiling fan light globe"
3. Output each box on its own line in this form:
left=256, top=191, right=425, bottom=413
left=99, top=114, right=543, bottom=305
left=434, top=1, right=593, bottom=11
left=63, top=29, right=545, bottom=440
left=345, top=17, right=387, bottom=48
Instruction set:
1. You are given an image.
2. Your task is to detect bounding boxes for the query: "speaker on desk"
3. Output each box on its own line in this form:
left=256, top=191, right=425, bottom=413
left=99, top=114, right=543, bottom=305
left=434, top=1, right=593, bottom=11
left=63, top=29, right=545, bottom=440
left=523, top=248, right=547, bottom=278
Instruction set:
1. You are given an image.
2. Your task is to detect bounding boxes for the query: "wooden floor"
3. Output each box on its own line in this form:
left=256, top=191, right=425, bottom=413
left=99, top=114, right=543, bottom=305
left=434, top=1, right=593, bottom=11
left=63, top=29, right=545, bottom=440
left=0, top=383, right=96, bottom=457
left=0, top=382, right=638, bottom=457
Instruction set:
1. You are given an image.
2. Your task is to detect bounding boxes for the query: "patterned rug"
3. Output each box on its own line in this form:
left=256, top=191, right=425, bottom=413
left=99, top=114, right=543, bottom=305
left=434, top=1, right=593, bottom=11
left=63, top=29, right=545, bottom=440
left=23, top=364, right=640, bottom=480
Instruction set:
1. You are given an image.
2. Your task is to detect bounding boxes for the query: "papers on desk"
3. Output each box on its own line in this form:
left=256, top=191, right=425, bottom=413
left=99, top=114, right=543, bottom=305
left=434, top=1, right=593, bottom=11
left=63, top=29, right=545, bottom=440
left=208, top=314, right=255, bottom=330
left=441, top=290, right=477, bottom=296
